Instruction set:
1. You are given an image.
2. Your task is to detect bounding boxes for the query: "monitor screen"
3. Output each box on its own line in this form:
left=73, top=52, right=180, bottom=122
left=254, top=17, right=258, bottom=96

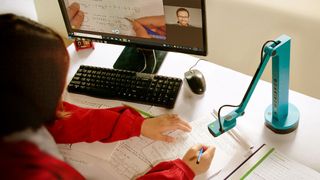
left=58, top=0, right=207, bottom=73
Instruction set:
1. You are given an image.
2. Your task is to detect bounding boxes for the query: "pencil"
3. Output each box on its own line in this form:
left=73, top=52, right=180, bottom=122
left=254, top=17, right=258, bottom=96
left=196, top=147, right=204, bottom=164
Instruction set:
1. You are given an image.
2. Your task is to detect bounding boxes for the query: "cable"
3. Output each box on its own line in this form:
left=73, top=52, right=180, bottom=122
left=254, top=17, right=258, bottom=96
left=260, top=40, right=276, bottom=63
left=217, top=40, right=277, bottom=133
left=217, top=104, right=240, bottom=133
left=189, top=59, right=202, bottom=71
left=140, top=50, right=157, bottom=73
left=151, top=50, right=157, bottom=73
left=139, top=50, right=147, bottom=73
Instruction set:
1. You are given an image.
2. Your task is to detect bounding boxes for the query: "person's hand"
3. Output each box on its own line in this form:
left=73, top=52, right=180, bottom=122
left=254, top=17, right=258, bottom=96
left=182, top=144, right=215, bottom=175
left=130, top=15, right=166, bottom=38
left=141, top=114, right=191, bottom=142
left=67, top=2, right=84, bottom=29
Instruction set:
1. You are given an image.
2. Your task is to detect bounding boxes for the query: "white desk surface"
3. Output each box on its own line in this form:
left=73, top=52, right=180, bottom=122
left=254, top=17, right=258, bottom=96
left=66, top=42, right=320, bottom=173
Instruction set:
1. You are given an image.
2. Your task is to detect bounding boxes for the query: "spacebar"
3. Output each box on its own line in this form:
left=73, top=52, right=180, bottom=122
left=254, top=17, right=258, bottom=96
left=83, top=87, right=116, bottom=98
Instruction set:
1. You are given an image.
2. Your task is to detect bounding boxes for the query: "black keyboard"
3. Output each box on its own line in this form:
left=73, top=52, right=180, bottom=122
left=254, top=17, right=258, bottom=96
left=68, top=65, right=183, bottom=109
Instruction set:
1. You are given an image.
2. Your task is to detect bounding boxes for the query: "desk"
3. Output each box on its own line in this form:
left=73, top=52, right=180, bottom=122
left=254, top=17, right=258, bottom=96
left=66, top=42, right=320, bottom=175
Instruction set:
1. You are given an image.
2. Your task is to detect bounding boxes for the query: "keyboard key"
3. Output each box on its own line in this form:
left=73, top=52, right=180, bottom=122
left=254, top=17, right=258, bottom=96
left=68, top=65, right=182, bottom=109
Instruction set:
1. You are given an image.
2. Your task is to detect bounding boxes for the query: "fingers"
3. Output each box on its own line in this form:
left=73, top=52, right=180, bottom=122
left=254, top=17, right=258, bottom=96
left=185, top=144, right=213, bottom=160
left=68, top=2, right=84, bottom=29
left=67, top=2, right=80, bottom=20
left=157, top=134, right=175, bottom=143
left=166, top=122, right=192, bottom=132
left=70, top=10, right=84, bottom=29
left=184, top=144, right=203, bottom=159
left=132, top=20, right=150, bottom=38
left=140, top=113, right=191, bottom=142
left=170, top=115, right=192, bottom=129
left=175, top=124, right=192, bottom=132
left=135, top=15, right=166, bottom=27
left=167, top=115, right=192, bottom=132
left=182, top=144, right=215, bottom=175
left=202, top=146, right=215, bottom=163
left=192, top=144, right=205, bottom=151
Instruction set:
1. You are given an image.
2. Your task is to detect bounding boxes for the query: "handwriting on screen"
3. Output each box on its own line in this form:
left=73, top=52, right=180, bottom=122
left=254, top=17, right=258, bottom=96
left=66, top=0, right=164, bottom=36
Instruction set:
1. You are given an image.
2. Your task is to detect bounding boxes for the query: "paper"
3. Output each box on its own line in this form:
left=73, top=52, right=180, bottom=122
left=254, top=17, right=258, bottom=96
left=62, top=92, right=152, bottom=160
left=65, top=0, right=165, bottom=36
left=61, top=93, right=253, bottom=179
left=241, top=147, right=320, bottom=180
left=58, top=144, right=121, bottom=179
left=106, top=136, right=155, bottom=179
left=142, top=116, right=242, bottom=180
left=63, top=92, right=122, bottom=108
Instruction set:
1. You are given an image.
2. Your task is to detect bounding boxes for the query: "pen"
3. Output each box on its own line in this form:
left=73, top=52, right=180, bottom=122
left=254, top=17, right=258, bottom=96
left=196, top=147, right=204, bottom=164
left=124, top=17, right=165, bottom=39
left=122, top=103, right=155, bottom=118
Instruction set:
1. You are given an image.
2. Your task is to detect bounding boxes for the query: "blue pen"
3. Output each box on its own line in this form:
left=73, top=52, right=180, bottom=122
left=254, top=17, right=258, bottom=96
left=196, top=147, right=204, bottom=164
left=125, top=17, right=165, bottom=39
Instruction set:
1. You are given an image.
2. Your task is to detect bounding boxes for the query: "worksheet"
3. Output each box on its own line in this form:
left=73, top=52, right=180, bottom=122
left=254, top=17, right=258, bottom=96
left=65, top=0, right=164, bottom=35
left=238, top=146, right=320, bottom=180
left=106, top=115, right=250, bottom=180
left=142, top=116, right=239, bottom=180
left=106, top=136, right=155, bottom=179
left=58, top=144, right=121, bottom=180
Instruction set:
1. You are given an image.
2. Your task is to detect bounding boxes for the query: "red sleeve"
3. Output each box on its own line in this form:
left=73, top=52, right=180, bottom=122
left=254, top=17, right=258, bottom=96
left=46, top=101, right=144, bottom=144
left=0, top=140, right=85, bottom=180
left=137, top=159, right=195, bottom=180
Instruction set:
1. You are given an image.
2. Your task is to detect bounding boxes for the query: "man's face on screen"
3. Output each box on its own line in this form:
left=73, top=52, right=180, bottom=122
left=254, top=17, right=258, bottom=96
left=177, top=10, right=189, bottom=27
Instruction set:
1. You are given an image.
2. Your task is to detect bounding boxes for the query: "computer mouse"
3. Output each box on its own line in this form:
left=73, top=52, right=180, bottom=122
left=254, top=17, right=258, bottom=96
left=184, top=69, right=206, bottom=95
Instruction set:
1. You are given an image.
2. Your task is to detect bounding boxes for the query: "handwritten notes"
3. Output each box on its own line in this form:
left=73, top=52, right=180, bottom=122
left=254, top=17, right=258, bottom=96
left=142, top=116, right=238, bottom=179
left=66, top=0, right=165, bottom=36
left=106, top=137, right=154, bottom=179
left=106, top=115, right=244, bottom=180
left=58, top=145, right=121, bottom=179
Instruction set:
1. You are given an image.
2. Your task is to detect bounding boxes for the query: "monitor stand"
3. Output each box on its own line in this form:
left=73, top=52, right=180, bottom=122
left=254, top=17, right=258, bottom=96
left=113, top=47, right=167, bottom=74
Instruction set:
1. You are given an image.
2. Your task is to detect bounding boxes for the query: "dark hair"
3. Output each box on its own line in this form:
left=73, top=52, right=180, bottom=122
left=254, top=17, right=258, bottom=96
left=176, top=7, right=190, bottom=17
left=0, top=14, right=69, bottom=137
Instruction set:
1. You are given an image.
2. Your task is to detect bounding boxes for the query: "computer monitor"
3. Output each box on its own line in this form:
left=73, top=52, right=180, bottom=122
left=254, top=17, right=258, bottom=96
left=58, top=0, right=207, bottom=73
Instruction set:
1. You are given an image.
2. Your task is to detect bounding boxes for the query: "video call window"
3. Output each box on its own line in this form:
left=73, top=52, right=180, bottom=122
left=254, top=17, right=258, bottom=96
left=60, top=0, right=206, bottom=55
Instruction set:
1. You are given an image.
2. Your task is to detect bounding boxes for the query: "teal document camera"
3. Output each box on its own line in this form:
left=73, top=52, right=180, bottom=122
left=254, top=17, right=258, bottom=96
left=208, top=35, right=300, bottom=137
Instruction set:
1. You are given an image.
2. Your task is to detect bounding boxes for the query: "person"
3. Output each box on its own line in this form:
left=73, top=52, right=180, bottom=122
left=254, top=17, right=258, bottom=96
left=0, top=14, right=215, bottom=179
left=176, top=7, right=191, bottom=27
left=67, top=2, right=84, bottom=29
left=129, top=15, right=166, bottom=39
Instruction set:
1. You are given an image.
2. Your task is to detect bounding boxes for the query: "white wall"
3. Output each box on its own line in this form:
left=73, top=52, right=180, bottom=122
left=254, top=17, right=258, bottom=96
left=205, top=0, right=320, bottom=99
left=0, top=0, right=37, bottom=21
left=34, top=0, right=68, bottom=38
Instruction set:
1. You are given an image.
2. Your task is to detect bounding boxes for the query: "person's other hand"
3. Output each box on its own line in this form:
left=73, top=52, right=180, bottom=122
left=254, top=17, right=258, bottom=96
left=182, top=144, right=215, bottom=175
left=141, top=114, right=191, bottom=142
left=67, top=2, right=84, bottom=29
left=131, top=15, right=166, bottom=38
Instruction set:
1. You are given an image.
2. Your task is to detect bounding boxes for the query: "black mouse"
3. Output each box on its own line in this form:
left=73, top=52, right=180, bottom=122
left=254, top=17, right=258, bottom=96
left=184, top=69, right=206, bottom=95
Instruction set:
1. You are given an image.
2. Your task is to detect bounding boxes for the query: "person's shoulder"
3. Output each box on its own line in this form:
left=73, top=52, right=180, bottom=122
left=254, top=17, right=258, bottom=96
left=168, top=23, right=196, bottom=28
left=174, top=22, right=195, bottom=27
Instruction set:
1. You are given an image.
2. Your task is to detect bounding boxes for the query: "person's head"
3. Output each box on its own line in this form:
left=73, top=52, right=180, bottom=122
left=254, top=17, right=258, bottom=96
left=176, top=8, right=190, bottom=27
left=0, top=14, right=69, bottom=137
